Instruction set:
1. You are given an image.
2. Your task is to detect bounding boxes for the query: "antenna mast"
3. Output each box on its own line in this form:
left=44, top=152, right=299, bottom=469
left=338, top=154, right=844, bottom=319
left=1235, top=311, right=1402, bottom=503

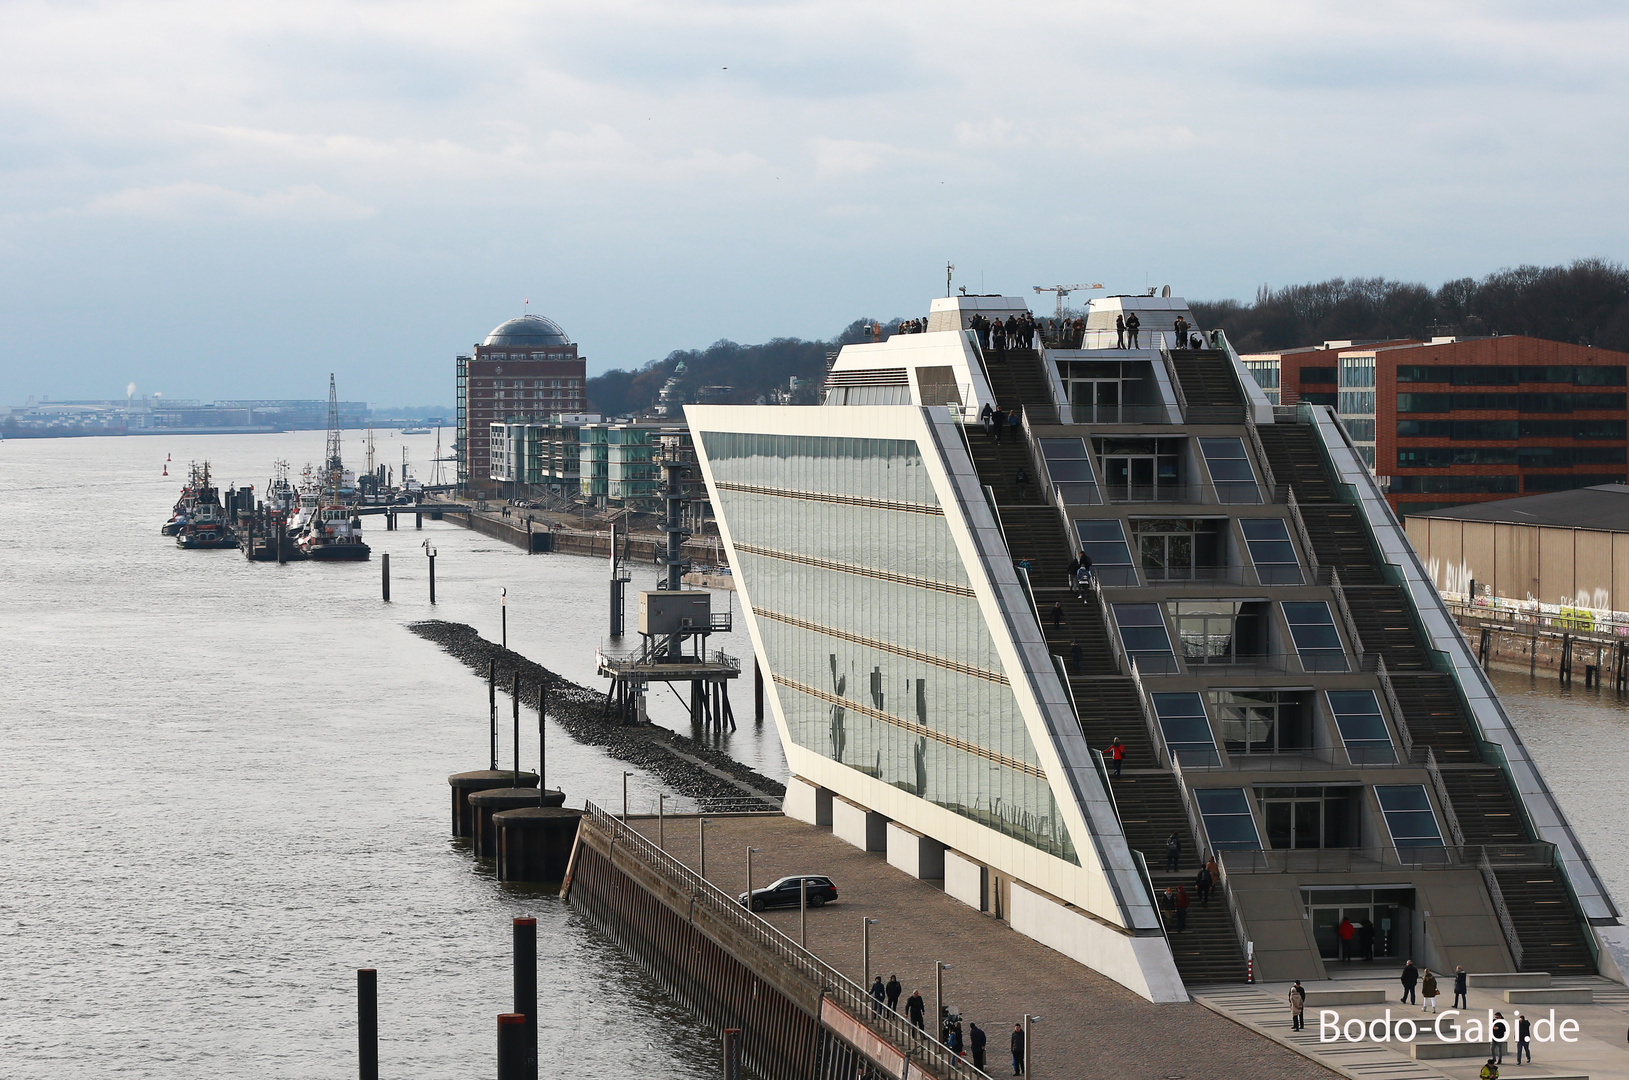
left=325, top=373, right=342, bottom=500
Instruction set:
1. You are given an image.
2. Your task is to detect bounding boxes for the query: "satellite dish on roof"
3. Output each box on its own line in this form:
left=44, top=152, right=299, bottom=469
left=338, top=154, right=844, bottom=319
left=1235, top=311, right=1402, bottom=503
left=1161, top=285, right=1171, bottom=297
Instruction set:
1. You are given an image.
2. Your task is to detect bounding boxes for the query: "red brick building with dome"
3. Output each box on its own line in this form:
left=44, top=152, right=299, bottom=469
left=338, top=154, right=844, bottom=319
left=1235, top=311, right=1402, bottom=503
left=456, top=314, right=587, bottom=490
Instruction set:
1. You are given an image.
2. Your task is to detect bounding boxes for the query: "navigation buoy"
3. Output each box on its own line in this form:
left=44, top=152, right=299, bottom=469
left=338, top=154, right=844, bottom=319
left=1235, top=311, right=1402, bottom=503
left=162, top=464, right=168, bottom=476
left=166, top=453, right=171, bottom=461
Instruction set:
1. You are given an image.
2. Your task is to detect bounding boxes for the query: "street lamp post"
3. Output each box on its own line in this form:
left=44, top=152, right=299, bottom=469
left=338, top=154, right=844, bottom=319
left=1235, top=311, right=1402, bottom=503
left=699, top=818, right=712, bottom=878
left=934, top=962, right=953, bottom=1045
left=622, top=771, right=632, bottom=819
left=657, top=793, right=666, bottom=849
left=745, top=847, right=762, bottom=908
left=861, top=917, right=880, bottom=990
left=800, top=878, right=808, bottom=946
left=1024, top=1015, right=1041, bottom=1076
left=501, top=587, right=507, bottom=649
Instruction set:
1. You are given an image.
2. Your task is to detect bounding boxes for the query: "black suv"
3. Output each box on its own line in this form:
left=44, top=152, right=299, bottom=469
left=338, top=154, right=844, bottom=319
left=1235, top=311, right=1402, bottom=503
left=739, top=875, right=838, bottom=911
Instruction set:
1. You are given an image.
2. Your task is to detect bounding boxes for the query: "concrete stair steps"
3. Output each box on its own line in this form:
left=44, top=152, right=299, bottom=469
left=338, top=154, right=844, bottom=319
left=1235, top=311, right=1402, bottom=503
left=1170, top=350, right=1244, bottom=408
left=1255, top=425, right=1338, bottom=503
left=1439, top=769, right=1527, bottom=843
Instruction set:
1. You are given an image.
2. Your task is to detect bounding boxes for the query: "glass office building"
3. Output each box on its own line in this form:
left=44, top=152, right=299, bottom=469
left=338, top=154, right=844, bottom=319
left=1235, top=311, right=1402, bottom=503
left=700, top=430, right=1075, bottom=861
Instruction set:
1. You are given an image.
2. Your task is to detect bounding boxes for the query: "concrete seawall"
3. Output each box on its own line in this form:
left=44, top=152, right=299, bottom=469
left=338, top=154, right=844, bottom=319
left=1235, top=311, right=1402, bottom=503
left=443, top=508, right=728, bottom=570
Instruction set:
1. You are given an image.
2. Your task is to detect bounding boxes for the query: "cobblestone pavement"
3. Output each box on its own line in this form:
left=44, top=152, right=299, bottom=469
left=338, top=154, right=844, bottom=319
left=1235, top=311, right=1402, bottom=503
left=625, top=813, right=1339, bottom=1080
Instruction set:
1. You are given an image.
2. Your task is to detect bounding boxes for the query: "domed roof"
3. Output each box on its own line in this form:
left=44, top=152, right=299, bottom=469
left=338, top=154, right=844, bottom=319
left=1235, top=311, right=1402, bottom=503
left=483, top=314, right=570, bottom=347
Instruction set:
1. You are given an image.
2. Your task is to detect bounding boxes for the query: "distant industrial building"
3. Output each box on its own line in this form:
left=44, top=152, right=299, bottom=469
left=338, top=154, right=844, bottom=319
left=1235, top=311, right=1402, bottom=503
left=1, top=396, right=369, bottom=436
left=1244, top=336, right=1629, bottom=516
left=456, top=313, right=588, bottom=490
left=1406, top=483, right=1629, bottom=615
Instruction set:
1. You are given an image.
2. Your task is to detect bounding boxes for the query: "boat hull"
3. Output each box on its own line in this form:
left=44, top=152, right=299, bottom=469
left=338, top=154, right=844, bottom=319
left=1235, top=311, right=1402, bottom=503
left=304, top=543, right=371, bottom=561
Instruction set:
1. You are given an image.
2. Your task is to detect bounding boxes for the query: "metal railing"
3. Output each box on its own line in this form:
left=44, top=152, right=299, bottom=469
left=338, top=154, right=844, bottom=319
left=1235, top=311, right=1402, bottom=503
left=1479, top=846, right=1526, bottom=970
left=1425, top=747, right=1466, bottom=847
left=582, top=803, right=992, bottom=1080
left=1286, top=489, right=1320, bottom=577
left=1033, top=402, right=1176, bottom=426
left=1245, top=410, right=1278, bottom=493
left=1329, top=567, right=1366, bottom=664
left=1375, top=655, right=1414, bottom=762
left=1100, top=482, right=1266, bottom=506
left=1444, top=598, right=1629, bottom=640
left=1221, top=843, right=1557, bottom=875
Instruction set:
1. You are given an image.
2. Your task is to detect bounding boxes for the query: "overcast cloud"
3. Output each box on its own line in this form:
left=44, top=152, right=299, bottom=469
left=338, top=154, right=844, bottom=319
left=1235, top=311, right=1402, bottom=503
left=1, top=0, right=1626, bottom=404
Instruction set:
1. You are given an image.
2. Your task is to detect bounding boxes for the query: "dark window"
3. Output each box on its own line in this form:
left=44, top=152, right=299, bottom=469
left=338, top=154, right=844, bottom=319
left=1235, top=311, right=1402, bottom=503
left=1396, top=446, right=1517, bottom=468
left=1389, top=475, right=1520, bottom=494
left=1300, top=367, right=1337, bottom=383
left=1300, top=393, right=1338, bottom=406
left=1576, top=366, right=1628, bottom=386
left=1574, top=420, right=1628, bottom=439
left=1327, top=690, right=1395, bottom=764
left=1524, top=473, right=1629, bottom=492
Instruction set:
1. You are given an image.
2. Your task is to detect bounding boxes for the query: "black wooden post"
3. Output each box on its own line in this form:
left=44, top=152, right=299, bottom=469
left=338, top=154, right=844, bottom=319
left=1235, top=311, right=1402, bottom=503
left=381, top=553, right=390, bottom=602
left=357, top=969, right=377, bottom=1080
left=497, top=1014, right=525, bottom=1080
left=489, top=658, right=498, bottom=770
left=514, top=918, right=537, bottom=1079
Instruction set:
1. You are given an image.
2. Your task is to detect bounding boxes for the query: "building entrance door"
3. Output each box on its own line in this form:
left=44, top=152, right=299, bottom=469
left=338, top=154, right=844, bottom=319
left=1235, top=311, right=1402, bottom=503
left=1307, top=891, right=1411, bottom=962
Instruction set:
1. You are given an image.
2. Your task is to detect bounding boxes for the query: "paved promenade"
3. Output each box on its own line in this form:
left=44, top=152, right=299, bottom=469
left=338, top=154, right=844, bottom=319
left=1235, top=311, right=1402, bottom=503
left=1198, top=973, right=1626, bottom=1080
left=625, top=812, right=1337, bottom=1080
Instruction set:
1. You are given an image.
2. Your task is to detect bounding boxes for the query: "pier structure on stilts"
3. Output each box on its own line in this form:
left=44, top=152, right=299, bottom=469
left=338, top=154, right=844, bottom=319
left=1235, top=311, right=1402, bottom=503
left=596, top=442, right=739, bottom=730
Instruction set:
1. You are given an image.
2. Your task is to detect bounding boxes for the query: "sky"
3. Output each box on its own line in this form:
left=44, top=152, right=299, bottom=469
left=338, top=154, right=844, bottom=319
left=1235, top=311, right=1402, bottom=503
left=1, top=0, right=1627, bottom=406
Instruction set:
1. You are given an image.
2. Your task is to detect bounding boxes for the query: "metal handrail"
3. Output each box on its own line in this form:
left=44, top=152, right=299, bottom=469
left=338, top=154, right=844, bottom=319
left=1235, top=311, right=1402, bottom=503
left=1157, top=336, right=1190, bottom=420
left=1425, top=747, right=1466, bottom=847
left=1329, top=567, right=1366, bottom=663
left=1222, top=843, right=1557, bottom=875
left=1286, top=488, right=1320, bottom=576
left=1377, top=653, right=1415, bottom=763
left=581, top=803, right=992, bottom=1080
left=1479, top=846, right=1526, bottom=970
left=1244, top=409, right=1278, bottom=494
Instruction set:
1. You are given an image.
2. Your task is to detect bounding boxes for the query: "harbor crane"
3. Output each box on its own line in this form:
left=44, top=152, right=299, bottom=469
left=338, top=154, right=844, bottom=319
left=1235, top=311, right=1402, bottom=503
left=1032, top=282, right=1104, bottom=321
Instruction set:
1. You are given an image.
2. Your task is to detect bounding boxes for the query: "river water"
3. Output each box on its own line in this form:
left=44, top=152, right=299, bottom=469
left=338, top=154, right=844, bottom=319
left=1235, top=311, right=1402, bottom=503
left=0, top=431, right=781, bottom=1079
left=5, top=433, right=1629, bottom=1078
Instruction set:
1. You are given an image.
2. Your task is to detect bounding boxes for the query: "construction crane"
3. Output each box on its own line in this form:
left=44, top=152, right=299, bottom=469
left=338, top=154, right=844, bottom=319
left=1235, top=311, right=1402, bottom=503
left=1032, top=283, right=1104, bottom=321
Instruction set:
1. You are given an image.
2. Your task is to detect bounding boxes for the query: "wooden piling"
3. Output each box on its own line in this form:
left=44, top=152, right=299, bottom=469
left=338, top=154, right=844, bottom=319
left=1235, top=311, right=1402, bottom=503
left=513, top=918, right=538, bottom=1080
left=381, top=553, right=390, bottom=601
left=497, top=1013, right=526, bottom=1080
left=358, top=968, right=378, bottom=1080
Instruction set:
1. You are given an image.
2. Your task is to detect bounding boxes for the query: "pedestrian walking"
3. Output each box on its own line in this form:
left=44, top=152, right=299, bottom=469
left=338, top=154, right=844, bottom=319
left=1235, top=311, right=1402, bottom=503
left=1490, top=1012, right=1507, bottom=1063
left=1069, top=638, right=1082, bottom=673
left=1454, top=965, right=1468, bottom=1009
left=1175, top=884, right=1191, bottom=932
left=1115, top=314, right=1126, bottom=349
left=1008, top=411, right=1020, bottom=440
left=1515, top=1012, right=1531, bottom=1064
left=1289, top=980, right=1307, bottom=1031
left=992, top=408, right=1006, bottom=443
left=885, top=974, right=901, bottom=1012
left=1010, top=1023, right=1026, bottom=1075
left=980, top=402, right=994, bottom=436
left=1078, top=553, right=1094, bottom=586
left=1015, top=466, right=1029, bottom=493
left=870, top=976, right=886, bottom=1014
left=1422, top=969, right=1438, bottom=1013
left=1108, top=736, right=1125, bottom=778
left=1172, top=315, right=1189, bottom=346
left=1401, top=960, right=1419, bottom=1005
left=1338, top=916, right=1356, bottom=961
left=1205, top=853, right=1219, bottom=889
left=1127, top=312, right=1141, bottom=348
left=1066, top=556, right=1080, bottom=591
left=1165, top=831, right=1182, bottom=872
left=948, top=1022, right=963, bottom=1056
left=906, top=990, right=925, bottom=1031
left=1195, top=863, right=1213, bottom=907
left=969, top=1022, right=987, bottom=1071
left=1051, top=600, right=1064, bottom=629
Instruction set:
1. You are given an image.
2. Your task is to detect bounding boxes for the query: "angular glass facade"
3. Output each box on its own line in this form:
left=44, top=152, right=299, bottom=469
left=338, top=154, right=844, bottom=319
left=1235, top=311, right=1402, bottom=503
left=701, top=430, right=1077, bottom=863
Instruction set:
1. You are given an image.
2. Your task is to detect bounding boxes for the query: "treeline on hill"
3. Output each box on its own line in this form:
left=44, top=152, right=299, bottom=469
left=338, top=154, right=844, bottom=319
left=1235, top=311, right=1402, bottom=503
left=1192, top=259, right=1629, bottom=354
left=586, top=319, right=882, bottom=416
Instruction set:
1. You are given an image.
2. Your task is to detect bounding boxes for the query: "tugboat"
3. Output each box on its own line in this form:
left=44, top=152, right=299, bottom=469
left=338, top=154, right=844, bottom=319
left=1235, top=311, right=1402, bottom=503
left=296, top=505, right=371, bottom=560
left=172, top=463, right=240, bottom=549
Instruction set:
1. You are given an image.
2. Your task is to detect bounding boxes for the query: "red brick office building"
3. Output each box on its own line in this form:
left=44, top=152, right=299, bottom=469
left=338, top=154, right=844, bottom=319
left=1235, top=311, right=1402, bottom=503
left=456, top=314, right=587, bottom=491
left=1244, top=336, right=1629, bottom=517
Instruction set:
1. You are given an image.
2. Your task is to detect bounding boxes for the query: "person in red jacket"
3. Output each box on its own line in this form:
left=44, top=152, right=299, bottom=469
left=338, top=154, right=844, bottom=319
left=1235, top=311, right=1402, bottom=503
left=1175, top=885, right=1191, bottom=932
left=1107, top=737, right=1125, bottom=778
left=1338, top=916, right=1356, bottom=961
